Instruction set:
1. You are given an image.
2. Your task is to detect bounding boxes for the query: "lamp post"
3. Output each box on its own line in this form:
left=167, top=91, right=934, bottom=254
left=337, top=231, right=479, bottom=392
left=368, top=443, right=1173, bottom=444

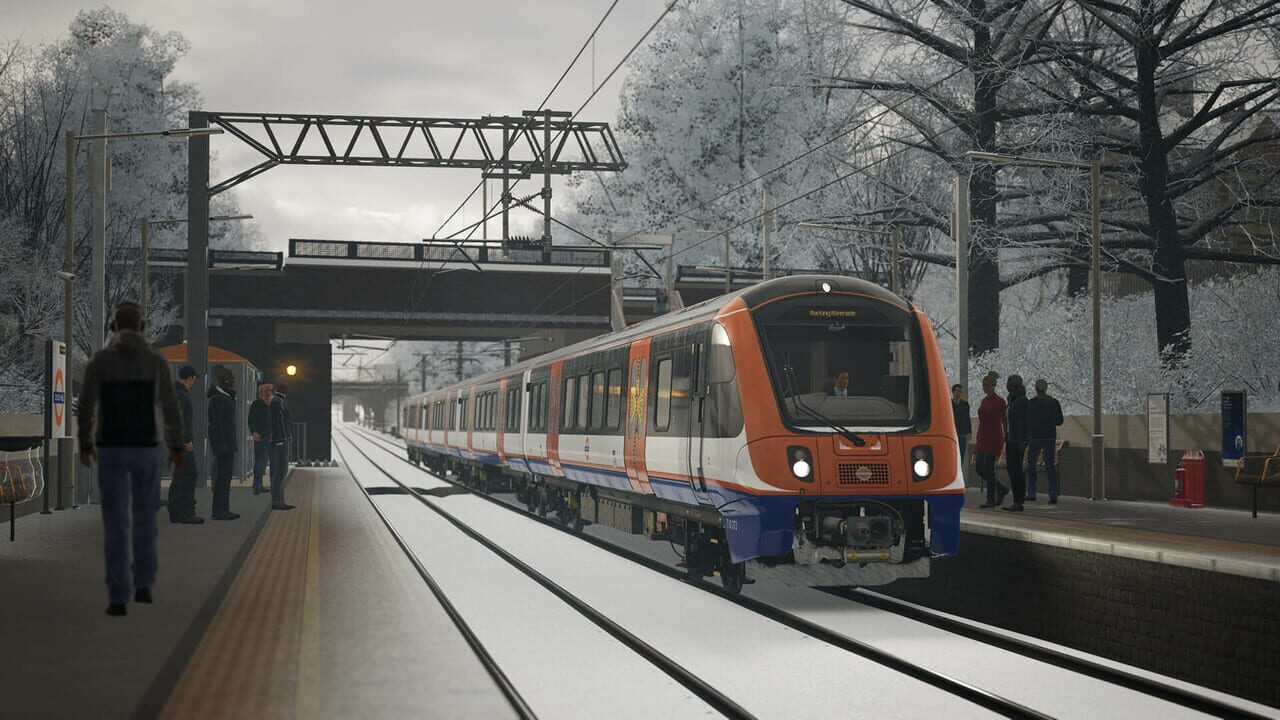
left=797, top=222, right=901, bottom=294
left=963, top=150, right=1105, bottom=500
left=61, top=119, right=223, bottom=507
left=140, top=214, right=252, bottom=321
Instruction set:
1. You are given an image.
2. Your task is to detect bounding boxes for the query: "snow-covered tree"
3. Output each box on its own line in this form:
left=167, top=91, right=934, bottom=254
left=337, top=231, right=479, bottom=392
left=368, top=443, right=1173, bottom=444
left=0, top=8, right=260, bottom=411
left=567, top=0, right=873, bottom=280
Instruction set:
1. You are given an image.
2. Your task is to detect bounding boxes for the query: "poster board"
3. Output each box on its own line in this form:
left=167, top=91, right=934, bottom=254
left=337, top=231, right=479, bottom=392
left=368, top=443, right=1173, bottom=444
left=1221, top=390, right=1247, bottom=468
left=1146, top=393, right=1168, bottom=465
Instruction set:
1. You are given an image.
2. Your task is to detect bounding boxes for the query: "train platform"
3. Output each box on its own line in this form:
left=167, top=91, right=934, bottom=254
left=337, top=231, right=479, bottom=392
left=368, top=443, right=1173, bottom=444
left=959, top=487, right=1280, bottom=581
left=0, top=466, right=516, bottom=719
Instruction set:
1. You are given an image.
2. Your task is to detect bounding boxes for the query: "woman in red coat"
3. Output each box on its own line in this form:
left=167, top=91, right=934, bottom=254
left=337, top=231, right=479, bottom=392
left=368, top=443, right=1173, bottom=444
left=975, top=372, right=1008, bottom=508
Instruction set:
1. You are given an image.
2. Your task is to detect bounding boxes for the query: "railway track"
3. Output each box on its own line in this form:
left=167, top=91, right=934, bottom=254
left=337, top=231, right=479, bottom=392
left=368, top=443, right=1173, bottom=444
left=347, top=424, right=1272, bottom=720
left=827, top=588, right=1270, bottom=720
left=338, top=425, right=1050, bottom=720
left=334, top=430, right=750, bottom=719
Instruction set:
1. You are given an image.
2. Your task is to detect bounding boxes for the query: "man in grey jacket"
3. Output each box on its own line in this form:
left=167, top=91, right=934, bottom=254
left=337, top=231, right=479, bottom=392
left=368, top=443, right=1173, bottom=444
left=77, top=302, right=185, bottom=616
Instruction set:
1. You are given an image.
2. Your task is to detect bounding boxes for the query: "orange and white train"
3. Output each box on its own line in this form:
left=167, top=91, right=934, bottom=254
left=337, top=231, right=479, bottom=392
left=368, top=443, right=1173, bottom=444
left=400, top=275, right=964, bottom=591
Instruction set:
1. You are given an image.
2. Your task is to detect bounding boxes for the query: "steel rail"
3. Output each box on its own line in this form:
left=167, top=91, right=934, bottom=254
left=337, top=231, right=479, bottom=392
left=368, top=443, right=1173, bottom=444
left=342, top=425, right=1050, bottom=720
left=827, top=588, right=1272, bottom=720
left=334, top=428, right=756, bottom=720
left=330, top=439, right=538, bottom=720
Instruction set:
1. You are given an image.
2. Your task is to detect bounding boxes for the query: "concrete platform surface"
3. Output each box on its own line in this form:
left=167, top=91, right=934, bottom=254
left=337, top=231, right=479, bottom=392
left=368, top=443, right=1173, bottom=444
left=2, top=465, right=516, bottom=719
left=0, top=486, right=272, bottom=719
left=161, top=465, right=517, bottom=720
left=961, top=488, right=1280, bottom=581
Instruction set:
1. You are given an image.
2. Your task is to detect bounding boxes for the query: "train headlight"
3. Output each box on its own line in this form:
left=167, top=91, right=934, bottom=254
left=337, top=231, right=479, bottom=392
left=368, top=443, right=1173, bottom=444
left=911, top=445, right=934, bottom=481
left=788, top=445, right=813, bottom=481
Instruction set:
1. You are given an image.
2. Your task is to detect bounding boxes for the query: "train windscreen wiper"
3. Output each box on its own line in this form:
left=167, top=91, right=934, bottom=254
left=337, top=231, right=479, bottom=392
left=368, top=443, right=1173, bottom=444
left=783, top=366, right=867, bottom=447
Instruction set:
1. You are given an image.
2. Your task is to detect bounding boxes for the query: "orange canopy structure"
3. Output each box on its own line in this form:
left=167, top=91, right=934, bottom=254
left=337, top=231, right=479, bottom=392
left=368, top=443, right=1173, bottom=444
left=156, top=344, right=251, bottom=365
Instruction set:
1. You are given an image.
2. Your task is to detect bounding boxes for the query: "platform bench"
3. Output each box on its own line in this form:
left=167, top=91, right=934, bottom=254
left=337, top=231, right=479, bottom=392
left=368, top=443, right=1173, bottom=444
left=1234, top=444, right=1280, bottom=518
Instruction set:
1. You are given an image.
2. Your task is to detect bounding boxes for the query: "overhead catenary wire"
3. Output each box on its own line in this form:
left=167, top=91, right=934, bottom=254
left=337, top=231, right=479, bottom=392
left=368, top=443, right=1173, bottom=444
left=398, top=0, right=633, bottom=347
left=402, top=0, right=685, bottom=371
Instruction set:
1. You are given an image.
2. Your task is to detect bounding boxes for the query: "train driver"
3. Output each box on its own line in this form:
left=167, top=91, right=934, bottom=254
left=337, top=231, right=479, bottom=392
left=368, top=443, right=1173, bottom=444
left=830, top=371, right=851, bottom=397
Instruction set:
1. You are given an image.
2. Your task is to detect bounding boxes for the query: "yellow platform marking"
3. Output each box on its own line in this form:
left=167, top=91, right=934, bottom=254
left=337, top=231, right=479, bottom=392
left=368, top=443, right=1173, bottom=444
left=160, top=473, right=318, bottom=720
left=295, top=485, right=321, bottom=718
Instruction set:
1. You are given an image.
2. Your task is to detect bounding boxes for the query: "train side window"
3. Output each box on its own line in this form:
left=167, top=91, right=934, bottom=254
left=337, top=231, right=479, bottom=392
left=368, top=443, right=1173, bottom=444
left=562, top=376, right=576, bottom=431
left=528, top=384, right=540, bottom=432
left=577, top=373, right=590, bottom=431
left=589, top=371, right=605, bottom=431
left=605, top=367, right=623, bottom=430
left=536, top=382, right=546, bottom=432
left=655, top=357, right=672, bottom=431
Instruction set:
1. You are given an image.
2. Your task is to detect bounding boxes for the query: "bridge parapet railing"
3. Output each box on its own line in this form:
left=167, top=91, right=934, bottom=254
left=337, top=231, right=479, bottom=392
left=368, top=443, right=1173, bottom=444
left=144, top=247, right=283, bottom=271
left=289, top=238, right=611, bottom=268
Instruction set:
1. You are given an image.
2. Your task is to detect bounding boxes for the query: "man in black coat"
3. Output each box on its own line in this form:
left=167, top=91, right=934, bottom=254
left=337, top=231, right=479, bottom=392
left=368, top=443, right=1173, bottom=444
left=269, top=381, right=295, bottom=511
left=247, top=381, right=273, bottom=495
left=951, top=384, right=972, bottom=469
left=1002, top=374, right=1029, bottom=512
left=207, top=365, right=239, bottom=520
left=168, top=366, right=203, bottom=524
left=1026, top=378, right=1065, bottom=503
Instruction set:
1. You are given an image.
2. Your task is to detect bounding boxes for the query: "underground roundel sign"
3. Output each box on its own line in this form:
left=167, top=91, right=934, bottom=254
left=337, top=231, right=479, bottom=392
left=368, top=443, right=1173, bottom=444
left=53, top=370, right=65, bottom=427
left=50, top=340, right=68, bottom=438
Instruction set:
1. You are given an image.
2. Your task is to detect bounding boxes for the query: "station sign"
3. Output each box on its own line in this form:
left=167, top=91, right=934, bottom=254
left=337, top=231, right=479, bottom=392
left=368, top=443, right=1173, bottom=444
left=48, top=340, right=68, bottom=439
left=1146, top=393, right=1168, bottom=465
left=1220, top=390, right=1246, bottom=468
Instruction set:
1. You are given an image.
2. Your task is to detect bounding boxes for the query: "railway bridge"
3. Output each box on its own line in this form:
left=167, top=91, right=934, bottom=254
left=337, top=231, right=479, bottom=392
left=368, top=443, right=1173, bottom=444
left=153, top=238, right=613, bottom=459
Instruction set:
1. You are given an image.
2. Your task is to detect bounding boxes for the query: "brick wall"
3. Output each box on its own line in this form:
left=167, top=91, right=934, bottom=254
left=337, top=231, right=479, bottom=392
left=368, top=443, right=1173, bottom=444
left=881, top=533, right=1280, bottom=707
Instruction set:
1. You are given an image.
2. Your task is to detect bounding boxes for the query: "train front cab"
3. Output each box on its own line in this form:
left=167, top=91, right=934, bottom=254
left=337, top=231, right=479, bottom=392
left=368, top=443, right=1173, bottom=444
left=717, top=279, right=964, bottom=587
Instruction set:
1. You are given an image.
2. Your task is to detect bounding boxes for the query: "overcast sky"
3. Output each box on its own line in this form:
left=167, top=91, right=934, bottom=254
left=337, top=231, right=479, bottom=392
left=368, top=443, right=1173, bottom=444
left=4, top=0, right=663, bottom=250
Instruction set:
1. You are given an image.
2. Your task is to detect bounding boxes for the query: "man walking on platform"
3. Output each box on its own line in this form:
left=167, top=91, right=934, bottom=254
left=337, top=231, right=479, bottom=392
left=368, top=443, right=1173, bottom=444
left=248, top=381, right=273, bottom=495
left=1003, top=375, right=1029, bottom=512
left=168, top=366, right=203, bottom=524
left=1026, top=378, right=1065, bottom=503
left=208, top=366, right=240, bottom=521
left=269, top=381, right=295, bottom=511
left=77, top=302, right=186, bottom=616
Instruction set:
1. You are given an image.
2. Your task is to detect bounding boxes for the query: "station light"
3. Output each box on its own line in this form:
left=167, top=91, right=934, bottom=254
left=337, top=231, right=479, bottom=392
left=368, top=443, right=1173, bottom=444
left=286, top=364, right=298, bottom=377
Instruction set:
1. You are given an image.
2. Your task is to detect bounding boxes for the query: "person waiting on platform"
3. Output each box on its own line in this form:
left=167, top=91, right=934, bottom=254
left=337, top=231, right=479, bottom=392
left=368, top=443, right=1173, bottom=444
left=168, top=366, right=202, bottom=524
left=269, top=381, right=295, bottom=511
left=830, top=371, right=851, bottom=397
left=77, top=301, right=186, bottom=616
left=248, top=381, right=273, bottom=496
left=975, top=372, right=1008, bottom=508
left=952, top=384, right=971, bottom=468
left=208, top=365, right=240, bottom=521
left=1003, top=374, right=1029, bottom=512
left=1026, top=378, right=1065, bottom=504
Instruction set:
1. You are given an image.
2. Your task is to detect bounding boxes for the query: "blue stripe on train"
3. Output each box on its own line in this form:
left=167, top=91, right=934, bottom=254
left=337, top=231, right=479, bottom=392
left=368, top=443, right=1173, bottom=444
left=561, top=462, right=631, bottom=491
left=409, top=445, right=963, bottom=564
left=713, top=492, right=965, bottom=563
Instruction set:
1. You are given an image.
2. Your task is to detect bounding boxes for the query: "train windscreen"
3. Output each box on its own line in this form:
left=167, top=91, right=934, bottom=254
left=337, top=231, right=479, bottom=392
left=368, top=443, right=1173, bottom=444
left=756, top=295, right=924, bottom=430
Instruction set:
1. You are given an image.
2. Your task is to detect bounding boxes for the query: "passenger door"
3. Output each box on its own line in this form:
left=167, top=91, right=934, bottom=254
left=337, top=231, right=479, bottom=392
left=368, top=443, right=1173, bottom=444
left=623, top=339, right=652, bottom=494
left=685, top=338, right=712, bottom=505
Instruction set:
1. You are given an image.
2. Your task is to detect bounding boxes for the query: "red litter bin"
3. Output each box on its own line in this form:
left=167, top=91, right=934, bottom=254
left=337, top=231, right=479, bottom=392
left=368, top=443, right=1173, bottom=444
left=1170, top=450, right=1206, bottom=508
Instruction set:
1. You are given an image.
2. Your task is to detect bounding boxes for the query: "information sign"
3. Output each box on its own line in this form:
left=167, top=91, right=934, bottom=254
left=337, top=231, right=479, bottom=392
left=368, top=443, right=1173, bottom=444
left=1221, top=390, right=1247, bottom=468
left=1147, top=393, right=1169, bottom=465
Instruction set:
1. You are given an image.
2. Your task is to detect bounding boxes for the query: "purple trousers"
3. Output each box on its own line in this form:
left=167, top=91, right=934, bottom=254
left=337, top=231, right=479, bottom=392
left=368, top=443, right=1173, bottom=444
left=97, top=446, right=162, bottom=605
